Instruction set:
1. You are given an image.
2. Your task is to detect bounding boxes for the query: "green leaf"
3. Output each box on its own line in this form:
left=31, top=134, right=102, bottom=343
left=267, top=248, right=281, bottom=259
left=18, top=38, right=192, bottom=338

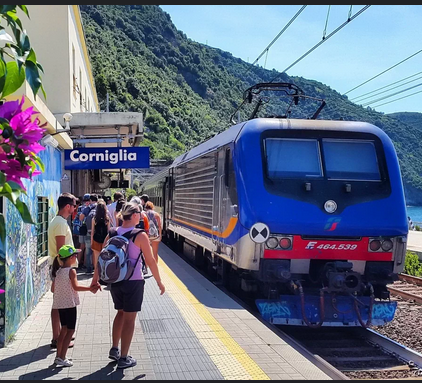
left=16, top=147, right=26, bottom=167
left=24, top=59, right=42, bottom=98
left=0, top=213, right=5, bottom=244
left=0, top=5, right=17, bottom=14
left=0, top=173, right=5, bottom=187
left=2, top=60, right=25, bottom=97
left=6, top=180, right=23, bottom=192
left=17, top=5, right=29, bottom=18
left=0, top=57, right=7, bottom=96
left=33, top=155, right=45, bottom=172
left=1, top=183, right=21, bottom=204
left=19, top=30, right=30, bottom=53
left=14, top=199, right=34, bottom=224
left=5, top=10, right=23, bottom=31
left=0, top=29, right=15, bottom=44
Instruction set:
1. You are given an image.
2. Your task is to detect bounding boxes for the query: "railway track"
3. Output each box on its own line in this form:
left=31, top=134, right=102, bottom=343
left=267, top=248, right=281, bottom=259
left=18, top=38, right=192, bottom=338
left=280, top=326, right=422, bottom=380
left=388, top=273, right=422, bottom=304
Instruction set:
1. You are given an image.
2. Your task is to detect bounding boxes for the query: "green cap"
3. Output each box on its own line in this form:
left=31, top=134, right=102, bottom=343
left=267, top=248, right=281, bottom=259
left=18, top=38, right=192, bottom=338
left=58, top=245, right=81, bottom=258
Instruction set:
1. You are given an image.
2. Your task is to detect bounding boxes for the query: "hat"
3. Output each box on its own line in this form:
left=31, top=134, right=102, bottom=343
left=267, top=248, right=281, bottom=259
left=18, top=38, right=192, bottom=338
left=58, top=245, right=81, bottom=258
left=83, top=193, right=90, bottom=201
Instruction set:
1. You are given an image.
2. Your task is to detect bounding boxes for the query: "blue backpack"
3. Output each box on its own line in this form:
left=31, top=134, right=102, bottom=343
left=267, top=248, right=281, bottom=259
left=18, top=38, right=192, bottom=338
left=97, top=228, right=144, bottom=284
left=72, top=207, right=83, bottom=235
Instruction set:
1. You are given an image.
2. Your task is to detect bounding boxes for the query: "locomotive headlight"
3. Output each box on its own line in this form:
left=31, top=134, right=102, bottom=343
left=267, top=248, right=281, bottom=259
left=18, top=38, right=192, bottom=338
left=279, top=237, right=292, bottom=250
left=324, top=200, right=337, bottom=214
left=369, top=239, right=381, bottom=251
left=381, top=239, right=393, bottom=252
left=266, top=237, right=279, bottom=249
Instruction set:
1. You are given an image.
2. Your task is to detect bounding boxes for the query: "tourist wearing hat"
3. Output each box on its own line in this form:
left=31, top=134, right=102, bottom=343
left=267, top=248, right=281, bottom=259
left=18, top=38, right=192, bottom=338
left=48, top=193, right=77, bottom=349
left=51, top=245, right=101, bottom=367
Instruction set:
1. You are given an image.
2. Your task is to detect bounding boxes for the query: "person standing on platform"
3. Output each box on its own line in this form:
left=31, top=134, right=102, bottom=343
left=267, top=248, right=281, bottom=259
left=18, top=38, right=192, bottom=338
left=79, top=194, right=98, bottom=273
left=51, top=244, right=100, bottom=367
left=47, top=192, right=77, bottom=349
left=77, top=193, right=91, bottom=269
left=140, top=194, right=149, bottom=210
left=91, top=202, right=165, bottom=369
left=144, top=201, right=162, bottom=264
left=107, top=192, right=124, bottom=227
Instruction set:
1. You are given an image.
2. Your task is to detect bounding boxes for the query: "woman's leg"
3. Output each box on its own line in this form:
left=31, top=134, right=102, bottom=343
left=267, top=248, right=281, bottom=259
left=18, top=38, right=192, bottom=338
left=92, top=249, right=100, bottom=272
left=120, top=311, right=137, bottom=357
left=112, top=309, right=124, bottom=349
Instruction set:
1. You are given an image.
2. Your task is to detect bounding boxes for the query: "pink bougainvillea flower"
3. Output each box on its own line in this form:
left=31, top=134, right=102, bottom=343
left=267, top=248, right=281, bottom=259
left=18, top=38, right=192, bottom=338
left=0, top=99, right=20, bottom=120
left=0, top=97, right=46, bottom=191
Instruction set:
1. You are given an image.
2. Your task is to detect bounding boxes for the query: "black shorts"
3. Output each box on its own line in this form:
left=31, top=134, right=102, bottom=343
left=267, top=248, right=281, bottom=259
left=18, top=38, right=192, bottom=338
left=110, top=279, right=145, bottom=312
left=58, top=307, right=77, bottom=330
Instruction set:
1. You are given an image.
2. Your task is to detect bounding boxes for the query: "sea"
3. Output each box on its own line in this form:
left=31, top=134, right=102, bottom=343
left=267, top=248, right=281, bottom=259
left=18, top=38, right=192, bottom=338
left=407, top=206, right=422, bottom=226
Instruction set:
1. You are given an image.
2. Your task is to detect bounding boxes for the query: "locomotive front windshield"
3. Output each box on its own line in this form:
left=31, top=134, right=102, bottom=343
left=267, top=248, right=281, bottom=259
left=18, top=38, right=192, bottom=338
left=265, top=138, right=381, bottom=181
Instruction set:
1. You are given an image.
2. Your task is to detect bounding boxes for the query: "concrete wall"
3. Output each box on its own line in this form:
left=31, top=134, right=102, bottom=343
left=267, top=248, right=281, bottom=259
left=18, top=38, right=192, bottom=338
left=14, top=5, right=99, bottom=116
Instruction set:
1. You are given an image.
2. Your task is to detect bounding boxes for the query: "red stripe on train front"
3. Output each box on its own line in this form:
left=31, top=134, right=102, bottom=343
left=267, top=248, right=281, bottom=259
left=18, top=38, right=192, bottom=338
left=264, top=236, right=394, bottom=261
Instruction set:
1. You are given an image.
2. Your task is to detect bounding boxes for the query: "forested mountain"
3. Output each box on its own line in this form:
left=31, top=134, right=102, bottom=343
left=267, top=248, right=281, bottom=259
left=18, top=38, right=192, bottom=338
left=79, top=5, right=422, bottom=205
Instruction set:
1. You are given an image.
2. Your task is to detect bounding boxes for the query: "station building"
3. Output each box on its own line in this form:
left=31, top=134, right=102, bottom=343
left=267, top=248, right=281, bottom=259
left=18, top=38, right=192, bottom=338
left=0, top=5, right=145, bottom=347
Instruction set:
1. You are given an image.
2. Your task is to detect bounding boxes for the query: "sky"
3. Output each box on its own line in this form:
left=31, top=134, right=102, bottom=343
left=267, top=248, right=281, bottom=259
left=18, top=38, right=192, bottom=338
left=159, top=5, right=422, bottom=115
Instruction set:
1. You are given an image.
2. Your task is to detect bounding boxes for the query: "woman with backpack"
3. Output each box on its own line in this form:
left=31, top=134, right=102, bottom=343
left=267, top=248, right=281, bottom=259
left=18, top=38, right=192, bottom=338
left=91, top=200, right=110, bottom=272
left=144, top=201, right=162, bottom=263
left=90, top=202, right=165, bottom=369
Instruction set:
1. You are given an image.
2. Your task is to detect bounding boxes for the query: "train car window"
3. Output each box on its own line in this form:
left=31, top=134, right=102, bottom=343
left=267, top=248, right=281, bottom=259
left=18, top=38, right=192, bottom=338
left=265, top=138, right=322, bottom=179
left=224, top=148, right=230, bottom=187
left=322, top=139, right=380, bottom=181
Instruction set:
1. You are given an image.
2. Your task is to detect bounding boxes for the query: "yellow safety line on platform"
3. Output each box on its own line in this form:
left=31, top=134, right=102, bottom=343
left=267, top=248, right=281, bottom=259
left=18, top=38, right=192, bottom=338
left=158, top=258, right=270, bottom=380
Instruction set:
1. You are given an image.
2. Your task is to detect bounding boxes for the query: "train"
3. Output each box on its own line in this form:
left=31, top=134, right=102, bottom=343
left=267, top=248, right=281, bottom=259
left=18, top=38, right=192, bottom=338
left=140, top=83, right=408, bottom=328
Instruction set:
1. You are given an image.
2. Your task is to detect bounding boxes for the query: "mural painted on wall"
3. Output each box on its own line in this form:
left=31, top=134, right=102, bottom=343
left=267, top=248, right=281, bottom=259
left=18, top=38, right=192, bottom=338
left=0, top=145, right=62, bottom=347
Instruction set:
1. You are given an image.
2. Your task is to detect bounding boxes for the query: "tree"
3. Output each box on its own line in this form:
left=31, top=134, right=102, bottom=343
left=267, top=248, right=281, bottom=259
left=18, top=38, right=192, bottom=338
left=0, top=5, right=46, bottom=242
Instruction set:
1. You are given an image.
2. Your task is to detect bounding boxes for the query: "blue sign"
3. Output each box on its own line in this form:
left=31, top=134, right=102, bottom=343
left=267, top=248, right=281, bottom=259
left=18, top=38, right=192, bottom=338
left=64, top=147, right=150, bottom=170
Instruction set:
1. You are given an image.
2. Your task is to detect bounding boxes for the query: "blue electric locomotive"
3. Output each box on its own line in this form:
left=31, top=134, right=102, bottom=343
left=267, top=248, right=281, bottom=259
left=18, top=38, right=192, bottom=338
left=141, top=83, right=408, bottom=328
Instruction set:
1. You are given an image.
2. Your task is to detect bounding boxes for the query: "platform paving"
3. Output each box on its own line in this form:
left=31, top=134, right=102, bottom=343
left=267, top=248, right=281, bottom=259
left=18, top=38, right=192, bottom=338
left=0, top=243, right=332, bottom=380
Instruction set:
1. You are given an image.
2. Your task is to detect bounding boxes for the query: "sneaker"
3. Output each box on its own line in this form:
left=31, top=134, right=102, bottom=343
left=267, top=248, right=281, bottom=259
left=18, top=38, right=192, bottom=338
left=55, top=357, right=73, bottom=367
left=117, top=355, right=137, bottom=369
left=108, top=346, right=120, bottom=361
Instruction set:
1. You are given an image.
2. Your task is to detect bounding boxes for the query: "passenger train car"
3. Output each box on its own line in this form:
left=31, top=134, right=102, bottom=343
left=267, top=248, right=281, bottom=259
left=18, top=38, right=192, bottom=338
left=141, top=83, right=408, bottom=328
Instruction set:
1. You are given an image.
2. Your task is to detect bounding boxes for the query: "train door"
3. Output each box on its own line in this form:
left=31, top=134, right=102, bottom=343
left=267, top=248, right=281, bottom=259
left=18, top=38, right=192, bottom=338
left=213, top=147, right=231, bottom=253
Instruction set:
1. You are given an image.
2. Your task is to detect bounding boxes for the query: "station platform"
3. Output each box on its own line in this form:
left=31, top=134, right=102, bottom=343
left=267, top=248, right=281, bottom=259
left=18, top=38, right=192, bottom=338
left=0, top=243, right=341, bottom=380
left=407, top=230, right=422, bottom=258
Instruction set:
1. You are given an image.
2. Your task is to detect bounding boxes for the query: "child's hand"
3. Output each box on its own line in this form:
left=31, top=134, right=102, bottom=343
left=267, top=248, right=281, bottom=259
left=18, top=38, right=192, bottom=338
left=90, top=284, right=101, bottom=294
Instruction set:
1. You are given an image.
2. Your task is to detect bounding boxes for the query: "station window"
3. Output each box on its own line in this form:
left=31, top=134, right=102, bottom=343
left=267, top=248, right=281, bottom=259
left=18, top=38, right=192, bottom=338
left=37, top=197, right=49, bottom=259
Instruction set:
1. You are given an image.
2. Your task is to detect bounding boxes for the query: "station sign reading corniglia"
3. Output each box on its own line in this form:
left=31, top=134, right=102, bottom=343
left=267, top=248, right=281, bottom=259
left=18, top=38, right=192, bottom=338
left=64, top=147, right=150, bottom=170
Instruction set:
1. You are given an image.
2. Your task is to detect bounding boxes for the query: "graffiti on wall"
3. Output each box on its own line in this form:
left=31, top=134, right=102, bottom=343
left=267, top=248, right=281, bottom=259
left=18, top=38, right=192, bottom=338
left=0, top=145, right=62, bottom=346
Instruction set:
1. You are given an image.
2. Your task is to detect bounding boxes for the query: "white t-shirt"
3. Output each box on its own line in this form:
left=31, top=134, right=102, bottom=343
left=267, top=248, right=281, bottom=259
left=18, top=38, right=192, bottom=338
left=107, top=201, right=117, bottom=227
left=48, top=215, right=73, bottom=265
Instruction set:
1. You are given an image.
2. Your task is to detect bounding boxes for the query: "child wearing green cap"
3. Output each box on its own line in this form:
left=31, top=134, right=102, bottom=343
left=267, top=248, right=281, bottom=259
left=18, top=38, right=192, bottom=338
left=51, top=245, right=101, bottom=367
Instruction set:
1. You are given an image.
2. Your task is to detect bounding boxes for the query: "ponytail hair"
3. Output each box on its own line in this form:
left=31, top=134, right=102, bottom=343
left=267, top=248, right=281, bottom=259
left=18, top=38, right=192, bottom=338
left=51, top=256, right=65, bottom=278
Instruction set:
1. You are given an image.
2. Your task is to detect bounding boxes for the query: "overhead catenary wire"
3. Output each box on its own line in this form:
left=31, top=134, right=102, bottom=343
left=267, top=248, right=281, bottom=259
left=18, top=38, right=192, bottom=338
left=372, top=89, right=422, bottom=109
left=351, top=71, right=422, bottom=102
left=270, top=5, right=371, bottom=83
left=343, top=48, right=422, bottom=96
left=361, top=82, right=422, bottom=107
left=354, top=75, right=422, bottom=104
left=236, top=5, right=307, bottom=85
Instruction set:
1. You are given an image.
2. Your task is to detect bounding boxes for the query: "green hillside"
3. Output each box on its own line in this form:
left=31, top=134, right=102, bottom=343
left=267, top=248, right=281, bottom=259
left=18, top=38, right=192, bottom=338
left=79, top=5, right=422, bottom=205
